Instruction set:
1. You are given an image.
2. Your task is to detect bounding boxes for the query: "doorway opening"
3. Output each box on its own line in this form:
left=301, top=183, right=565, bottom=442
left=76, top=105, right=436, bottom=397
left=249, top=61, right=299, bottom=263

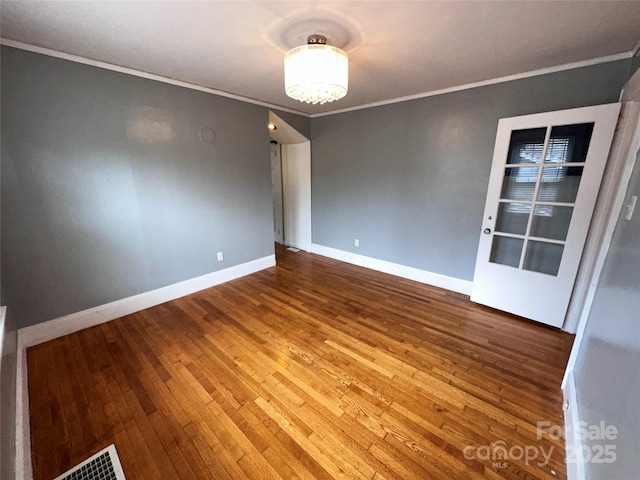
left=268, top=111, right=311, bottom=255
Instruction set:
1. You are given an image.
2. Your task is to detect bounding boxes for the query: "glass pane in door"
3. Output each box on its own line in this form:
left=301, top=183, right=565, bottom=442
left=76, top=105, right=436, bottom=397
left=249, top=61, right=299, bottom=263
left=506, top=128, right=547, bottom=164
left=537, top=166, right=584, bottom=203
left=490, top=120, right=601, bottom=277
left=490, top=236, right=524, bottom=268
left=545, top=123, right=594, bottom=163
left=501, top=167, right=539, bottom=200
left=495, top=203, right=531, bottom=235
left=523, top=241, right=564, bottom=276
left=530, top=205, right=574, bottom=241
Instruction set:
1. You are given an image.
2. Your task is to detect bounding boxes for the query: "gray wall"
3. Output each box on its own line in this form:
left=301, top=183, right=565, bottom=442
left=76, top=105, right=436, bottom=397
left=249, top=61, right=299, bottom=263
left=311, top=60, right=633, bottom=281
left=574, top=152, right=640, bottom=479
left=1, top=46, right=288, bottom=328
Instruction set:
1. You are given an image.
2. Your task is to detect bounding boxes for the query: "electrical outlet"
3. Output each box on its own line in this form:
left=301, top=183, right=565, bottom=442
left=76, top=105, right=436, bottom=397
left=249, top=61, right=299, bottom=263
left=217, top=252, right=224, bottom=262
left=354, top=239, right=359, bottom=247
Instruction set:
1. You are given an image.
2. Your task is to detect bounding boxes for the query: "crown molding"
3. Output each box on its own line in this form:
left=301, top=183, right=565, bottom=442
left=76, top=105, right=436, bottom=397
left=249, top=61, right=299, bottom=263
left=311, top=51, right=634, bottom=118
left=0, top=39, right=311, bottom=118
left=1, top=39, right=634, bottom=119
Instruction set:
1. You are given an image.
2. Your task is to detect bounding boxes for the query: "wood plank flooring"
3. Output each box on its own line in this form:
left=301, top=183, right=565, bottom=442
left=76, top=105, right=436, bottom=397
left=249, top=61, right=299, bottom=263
left=28, top=245, right=574, bottom=479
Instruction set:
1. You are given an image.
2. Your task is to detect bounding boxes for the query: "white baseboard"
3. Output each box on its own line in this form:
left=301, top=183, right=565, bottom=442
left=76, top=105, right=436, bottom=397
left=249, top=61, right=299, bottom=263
left=14, top=254, right=275, bottom=480
left=18, top=255, right=275, bottom=349
left=310, top=244, right=472, bottom=295
left=563, top=369, right=586, bottom=480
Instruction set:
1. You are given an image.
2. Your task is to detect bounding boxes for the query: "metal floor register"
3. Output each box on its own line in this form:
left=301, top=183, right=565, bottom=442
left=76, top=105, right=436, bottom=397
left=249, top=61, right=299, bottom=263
left=53, top=445, right=126, bottom=480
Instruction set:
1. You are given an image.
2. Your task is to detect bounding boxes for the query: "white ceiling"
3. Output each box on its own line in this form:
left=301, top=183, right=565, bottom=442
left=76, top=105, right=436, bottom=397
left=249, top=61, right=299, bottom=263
left=2, top=1, right=640, bottom=116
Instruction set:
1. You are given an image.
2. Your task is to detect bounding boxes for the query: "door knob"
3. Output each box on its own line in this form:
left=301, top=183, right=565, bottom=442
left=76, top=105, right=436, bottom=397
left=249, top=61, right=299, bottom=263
left=483, top=228, right=491, bottom=234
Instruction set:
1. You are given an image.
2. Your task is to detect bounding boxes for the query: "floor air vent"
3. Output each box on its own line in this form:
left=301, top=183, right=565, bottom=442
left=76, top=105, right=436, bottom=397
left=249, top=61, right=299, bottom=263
left=54, top=445, right=126, bottom=480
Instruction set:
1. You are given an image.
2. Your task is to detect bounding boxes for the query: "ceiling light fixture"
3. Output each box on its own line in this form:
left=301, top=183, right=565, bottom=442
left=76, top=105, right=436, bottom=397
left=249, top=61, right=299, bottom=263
left=284, top=34, right=348, bottom=105
left=268, top=123, right=277, bottom=130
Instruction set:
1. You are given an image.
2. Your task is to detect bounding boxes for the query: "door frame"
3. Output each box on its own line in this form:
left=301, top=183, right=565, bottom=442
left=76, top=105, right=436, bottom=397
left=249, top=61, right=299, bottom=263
left=268, top=111, right=312, bottom=252
left=564, top=102, right=640, bottom=334
left=563, top=101, right=640, bottom=381
left=282, top=142, right=312, bottom=251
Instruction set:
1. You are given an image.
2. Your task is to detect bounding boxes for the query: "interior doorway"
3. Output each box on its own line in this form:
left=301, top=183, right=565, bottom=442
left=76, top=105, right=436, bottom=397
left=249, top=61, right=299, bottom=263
left=268, top=111, right=311, bottom=252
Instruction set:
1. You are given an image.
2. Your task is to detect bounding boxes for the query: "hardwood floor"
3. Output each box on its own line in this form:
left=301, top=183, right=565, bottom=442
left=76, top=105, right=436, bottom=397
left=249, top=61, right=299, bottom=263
left=28, top=245, right=574, bottom=479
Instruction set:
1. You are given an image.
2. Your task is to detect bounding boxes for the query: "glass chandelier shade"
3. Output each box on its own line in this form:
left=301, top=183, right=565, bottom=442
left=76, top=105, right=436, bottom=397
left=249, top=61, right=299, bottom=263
left=284, top=37, right=348, bottom=105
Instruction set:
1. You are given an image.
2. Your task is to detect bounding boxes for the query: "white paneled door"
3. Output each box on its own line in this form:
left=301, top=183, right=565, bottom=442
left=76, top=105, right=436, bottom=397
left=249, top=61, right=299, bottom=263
left=471, top=104, right=620, bottom=328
